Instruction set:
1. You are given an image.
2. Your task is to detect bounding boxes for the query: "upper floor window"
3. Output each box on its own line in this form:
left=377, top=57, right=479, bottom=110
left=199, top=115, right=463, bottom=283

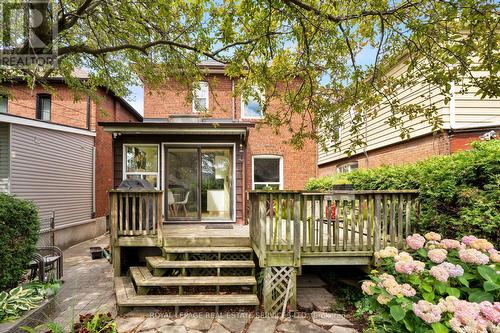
left=36, top=94, right=51, bottom=121
left=0, top=95, right=7, bottom=113
left=124, top=144, right=160, bottom=188
left=242, top=87, right=264, bottom=119
left=193, top=81, right=209, bottom=113
left=337, top=162, right=358, bottom=174
left=252, top=155, right=283, bottom=190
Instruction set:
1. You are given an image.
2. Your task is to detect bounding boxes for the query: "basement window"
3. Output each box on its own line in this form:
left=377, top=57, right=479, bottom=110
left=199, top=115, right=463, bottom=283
left=336, top=162, right=358, bottom=174
left=252, top=155, right=283, bottom=190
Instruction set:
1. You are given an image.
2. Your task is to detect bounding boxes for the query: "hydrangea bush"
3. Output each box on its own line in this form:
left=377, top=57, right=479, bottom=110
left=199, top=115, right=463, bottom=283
left=360, top=232, right=499, bottom=332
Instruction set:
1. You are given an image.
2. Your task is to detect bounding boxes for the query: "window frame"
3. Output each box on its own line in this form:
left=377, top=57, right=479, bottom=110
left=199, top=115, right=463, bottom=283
left=192, top=81, right=209, bottom=113
left=252, top=155, right=284, bottom=190
left=122, top=144, right=160, bottom=189
left=36, top=93, right=51, bottom=121
left=336, top=162, right=358, bottom=174
left=241, top=86, right=264, bottom=119
left=0, top=95, right=8, bottom=113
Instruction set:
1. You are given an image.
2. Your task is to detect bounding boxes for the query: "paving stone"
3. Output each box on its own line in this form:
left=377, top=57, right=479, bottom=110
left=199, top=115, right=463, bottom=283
left=329, top=326, right=359, bottom=333
left=311, top=312, right=353, bottom=327
left=297, top=288, right=336, bottom=312
left=138, top=318, right=174, bottom=331
left=276, top=318, right=330, bottom=333
left=139, top=330, right=158, bottom=333
left=116, top=317, right=146, bottom=333
left=174, top=315, right=214, bottom=331
left=208, top=322, right=231, bottom=333
left=157, top=326, right=188, bottom=333
left=246, top=317, right=278, bottom=333
left=187, top=330, right=203, bottom=333
left=216, top=315, right=249, bottom=333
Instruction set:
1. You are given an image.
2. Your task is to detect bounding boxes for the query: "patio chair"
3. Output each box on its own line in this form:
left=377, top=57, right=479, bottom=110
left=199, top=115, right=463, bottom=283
left=167, top=190, right=177, bottom=217
left=28, top=247, right=63, bottom=282
left=174, top=191, right=190, bottom=217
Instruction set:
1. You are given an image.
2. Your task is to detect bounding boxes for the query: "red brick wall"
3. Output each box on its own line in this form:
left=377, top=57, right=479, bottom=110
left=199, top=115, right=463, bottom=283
left=318, top=133, right=451, bottom=176
left=4, top=83, right=90, bottom=129
left=144, top=76, right=318, bottom=193
left=94, top=90, right=139, bottom=218
left=449, top=129, right=500, bottom=153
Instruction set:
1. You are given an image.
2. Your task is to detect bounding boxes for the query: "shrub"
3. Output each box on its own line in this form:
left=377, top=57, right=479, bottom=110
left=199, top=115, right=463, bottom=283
left=360, top=233, right=499, bottom=332
left=0, top=194, right=39, bottom=291
left=307, top=140, right=500, bottom=243
left=305, top=173, right=351, bottom=191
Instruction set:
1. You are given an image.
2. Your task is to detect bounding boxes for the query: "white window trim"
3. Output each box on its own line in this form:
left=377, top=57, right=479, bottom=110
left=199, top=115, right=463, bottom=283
left=192, top=81, right=209, bottom=113
left=122, top=144, right=160, bottom=189
left=241, top=87, right=264, bottom=119
left=252, top=155, right=284, bottom=190
left=336, top=161, right=358, bottom=174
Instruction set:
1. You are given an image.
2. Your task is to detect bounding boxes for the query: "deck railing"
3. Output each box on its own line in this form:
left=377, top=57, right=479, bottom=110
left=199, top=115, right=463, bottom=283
left=109, top=190, right=163, bottom=245
left=249, top=190, right=419, bottom=266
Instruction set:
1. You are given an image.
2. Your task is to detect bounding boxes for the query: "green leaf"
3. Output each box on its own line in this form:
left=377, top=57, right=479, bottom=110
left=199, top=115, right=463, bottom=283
left=432, top=322, right=449, bottom=333
left=446, top=287, right=460, bottom=298
left=478, top=266, right=497, bottom=282
left=390, top=305, right=406, bottom=322
left=469, top=290, right=494, bottom=303
left=458, top=276, right=469, bottom=287
left=423, top=292, right=435, bottom=302
left=483, top=281, right=499, bottom=292
left=435, top=283, right=446, bottom=294
left=422, top=283, right=433, bottom=292
left=417, top=248, right=428, bottom=258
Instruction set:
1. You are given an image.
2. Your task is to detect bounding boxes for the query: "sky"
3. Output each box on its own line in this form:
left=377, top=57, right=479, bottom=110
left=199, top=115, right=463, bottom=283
left=123, top=45, right=378, bottom=116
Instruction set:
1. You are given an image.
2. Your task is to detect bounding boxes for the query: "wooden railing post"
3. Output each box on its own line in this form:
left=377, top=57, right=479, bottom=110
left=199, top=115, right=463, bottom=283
left=157, top=192, right=163, bottom=245
left=373, top=194, right=381, bottom=252
left=259, top=194, right=267, bottom=265
left=293, top=193, right=301, bottom=266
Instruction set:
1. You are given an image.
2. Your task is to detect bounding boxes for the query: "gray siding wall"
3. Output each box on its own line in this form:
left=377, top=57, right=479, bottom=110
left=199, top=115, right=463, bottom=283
left=0, top=123, right=9, bottom=193
left=10, top=124, right=94, bottom=227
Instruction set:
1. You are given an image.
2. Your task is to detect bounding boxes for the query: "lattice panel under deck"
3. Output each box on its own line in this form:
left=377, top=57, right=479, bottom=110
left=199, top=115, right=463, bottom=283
left=263, top=266, right=296, bottom=316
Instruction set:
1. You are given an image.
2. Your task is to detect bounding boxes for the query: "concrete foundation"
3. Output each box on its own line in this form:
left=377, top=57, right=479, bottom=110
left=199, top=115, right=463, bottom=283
left=41, top=216, right=108, bottom=250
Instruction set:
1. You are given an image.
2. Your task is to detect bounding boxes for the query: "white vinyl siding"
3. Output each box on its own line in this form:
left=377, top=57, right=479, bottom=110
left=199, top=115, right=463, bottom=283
left=9, top=124, right=94, bottom=226
left=0, top=123, right=9, bottom=193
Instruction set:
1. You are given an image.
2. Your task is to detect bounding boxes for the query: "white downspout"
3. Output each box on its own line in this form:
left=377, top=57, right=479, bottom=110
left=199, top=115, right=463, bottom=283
left=449, top=81, right=456, bottom=129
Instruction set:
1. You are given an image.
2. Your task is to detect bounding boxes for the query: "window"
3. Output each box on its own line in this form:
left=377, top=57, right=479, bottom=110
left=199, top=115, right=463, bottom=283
left=0, top=95, right=7, bottom=113
left=193, top=81, right=209, bottom=113
left=337, top=162, right=358, bottom=174
left=36, top=94, right=51, bottom=121
left=241, top=87, right=264, bottom=119
left=124, top=145, right=159, bottom=188
left=252, top=155, right=283, bottom=190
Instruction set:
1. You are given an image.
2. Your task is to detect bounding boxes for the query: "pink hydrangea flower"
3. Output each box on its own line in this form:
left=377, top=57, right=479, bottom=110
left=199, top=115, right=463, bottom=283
left=430, top=265, right=450, bottom=282
left=459, top=248, right=489, bottom=265
left=440, top=239, right=462, bottom=250
left=395, top=260, right=425, bottom=275
left=461, top=235, right=478, bottom=246
left=425, top=232, right=442, bottom=241
left=470, top=239, right=494, bottom=252
left=406, top=234, right=426, bottom=250
left=428, top=249, right=448, bottom=263
left=400, top=283, right=416, bottom=297
left=437, top=262, right=464, bottom=278
left=438, top=296, right=460, bottom=312
left=374, top=246, right=399, bottom=259
left=488, top=249, right=500, bottom=263
left=479, top=301, right=500, bottom=324
left=361, top=281, right=376, bottom=295
left=394, top=251, right=413, bottom=262
left=413, top=300, right=442, bottom=324
left=377, top=294, right=392, bottom=305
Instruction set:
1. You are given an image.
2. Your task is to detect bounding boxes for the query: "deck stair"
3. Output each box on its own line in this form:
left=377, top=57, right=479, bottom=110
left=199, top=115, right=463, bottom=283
left=115, top=244, right=259, bottom=313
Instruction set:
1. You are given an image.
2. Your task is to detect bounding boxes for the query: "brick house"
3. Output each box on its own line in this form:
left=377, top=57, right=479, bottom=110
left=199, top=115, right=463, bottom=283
left=318, top=61, right=500, bottom=176
left=101, top=61, right=317, bottom=224
left=0, top=74, right=142, bottom=248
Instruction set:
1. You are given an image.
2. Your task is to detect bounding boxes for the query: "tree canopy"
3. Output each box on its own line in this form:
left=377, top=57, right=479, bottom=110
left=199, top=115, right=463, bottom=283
left=1, top=0, right=499, bottom=152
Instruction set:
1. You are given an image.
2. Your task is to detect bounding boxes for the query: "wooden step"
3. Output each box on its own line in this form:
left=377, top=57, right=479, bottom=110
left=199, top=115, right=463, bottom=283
left=146, top=256, right=255, bottom=269
left=130, top=266, right=256, bottom=286
left=115, top=277, right=259, bottom=307
left=162, top=246, right=253, bottom=254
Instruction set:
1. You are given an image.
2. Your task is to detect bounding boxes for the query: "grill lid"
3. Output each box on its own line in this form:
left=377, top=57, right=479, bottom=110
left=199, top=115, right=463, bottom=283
left=117, top=179, right=155, bottom=190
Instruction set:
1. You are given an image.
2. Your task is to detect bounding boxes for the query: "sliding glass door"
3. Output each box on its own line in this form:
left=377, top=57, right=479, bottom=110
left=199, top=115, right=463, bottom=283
left=165, top=145, right=233, bottom=222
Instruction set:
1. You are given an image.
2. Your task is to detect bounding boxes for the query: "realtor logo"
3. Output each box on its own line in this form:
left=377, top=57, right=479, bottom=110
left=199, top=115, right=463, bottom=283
left=0, top=0, right=57, bottom=68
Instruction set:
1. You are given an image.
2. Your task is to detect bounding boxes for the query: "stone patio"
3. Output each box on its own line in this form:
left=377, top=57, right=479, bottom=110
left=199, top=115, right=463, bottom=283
left=29, top=234, right=357, bottom=333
